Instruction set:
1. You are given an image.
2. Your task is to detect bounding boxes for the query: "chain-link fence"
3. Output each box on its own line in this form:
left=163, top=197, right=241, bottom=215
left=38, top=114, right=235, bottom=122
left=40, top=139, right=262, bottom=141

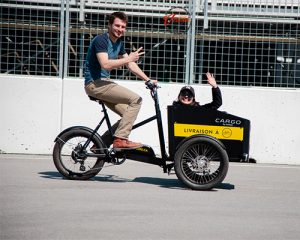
left=1, top=0, right=62, bottom=76
left=194, top=0, right=300, bottom=87
left=1, top=0, right=299, bottom=87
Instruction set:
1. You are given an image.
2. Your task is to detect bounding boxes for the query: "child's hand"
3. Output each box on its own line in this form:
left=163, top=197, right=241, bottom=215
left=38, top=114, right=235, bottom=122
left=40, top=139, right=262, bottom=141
left=206, top=72, right=218, bottom=88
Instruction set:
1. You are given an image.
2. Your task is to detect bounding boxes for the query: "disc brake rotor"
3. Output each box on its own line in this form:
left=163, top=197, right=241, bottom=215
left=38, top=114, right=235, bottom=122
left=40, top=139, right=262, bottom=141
left=71, top=144, right=87, bottom=163
left=189, top=155, right=210, bottom=174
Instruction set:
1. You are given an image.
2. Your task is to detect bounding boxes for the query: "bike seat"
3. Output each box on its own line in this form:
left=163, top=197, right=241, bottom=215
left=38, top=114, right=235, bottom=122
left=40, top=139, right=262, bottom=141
left=88, top=96, right=103, bottom=104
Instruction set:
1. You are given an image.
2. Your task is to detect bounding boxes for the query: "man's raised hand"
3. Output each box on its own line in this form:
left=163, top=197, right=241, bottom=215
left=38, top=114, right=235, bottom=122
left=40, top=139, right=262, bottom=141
left=128, top=47, right=145, bottom=62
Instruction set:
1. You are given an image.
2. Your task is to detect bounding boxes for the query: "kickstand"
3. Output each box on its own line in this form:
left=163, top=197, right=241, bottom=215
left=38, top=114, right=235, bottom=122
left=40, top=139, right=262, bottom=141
left=164, top=163, right=174, bottom=175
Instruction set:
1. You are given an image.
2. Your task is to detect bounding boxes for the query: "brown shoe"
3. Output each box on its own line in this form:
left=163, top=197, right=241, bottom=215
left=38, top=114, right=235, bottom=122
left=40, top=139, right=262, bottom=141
left=113, top=138, right=142, bottom=149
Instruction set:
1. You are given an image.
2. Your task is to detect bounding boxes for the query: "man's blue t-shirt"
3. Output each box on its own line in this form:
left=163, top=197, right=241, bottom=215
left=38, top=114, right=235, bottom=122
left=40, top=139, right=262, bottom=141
left=84, top=32, right=126, bottom=85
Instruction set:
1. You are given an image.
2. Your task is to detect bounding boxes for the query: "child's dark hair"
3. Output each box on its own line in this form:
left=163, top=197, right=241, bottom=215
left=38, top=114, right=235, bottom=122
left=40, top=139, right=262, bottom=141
left=108, top=12, right=128, bottom=25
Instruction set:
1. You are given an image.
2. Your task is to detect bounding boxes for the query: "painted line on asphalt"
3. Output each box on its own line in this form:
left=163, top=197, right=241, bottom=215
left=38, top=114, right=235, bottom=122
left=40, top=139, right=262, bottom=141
left=230, top=162, right=300, bottom=169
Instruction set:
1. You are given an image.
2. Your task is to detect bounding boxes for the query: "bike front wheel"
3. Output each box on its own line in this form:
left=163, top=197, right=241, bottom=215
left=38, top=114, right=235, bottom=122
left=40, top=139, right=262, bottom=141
left=53, top=128, right=105, bottom=180
left=174, top=136, right=229, bottom=190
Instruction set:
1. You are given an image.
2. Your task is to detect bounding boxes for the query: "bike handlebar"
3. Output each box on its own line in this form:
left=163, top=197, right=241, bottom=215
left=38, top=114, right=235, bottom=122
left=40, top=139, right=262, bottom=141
left=145, top=80, right=159, bottom=99
left=145, top=79, right=157, bottom=90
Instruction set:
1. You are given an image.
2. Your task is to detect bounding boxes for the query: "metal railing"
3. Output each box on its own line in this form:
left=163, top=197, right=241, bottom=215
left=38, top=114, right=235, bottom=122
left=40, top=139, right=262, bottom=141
left=0, top=0, right=299, bottom=87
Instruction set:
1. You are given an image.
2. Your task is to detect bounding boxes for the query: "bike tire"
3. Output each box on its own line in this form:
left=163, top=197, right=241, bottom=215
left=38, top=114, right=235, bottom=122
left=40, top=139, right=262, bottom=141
left=53, top=128, right=105, bottom=180
left=174, top=136, right=229, bottom=190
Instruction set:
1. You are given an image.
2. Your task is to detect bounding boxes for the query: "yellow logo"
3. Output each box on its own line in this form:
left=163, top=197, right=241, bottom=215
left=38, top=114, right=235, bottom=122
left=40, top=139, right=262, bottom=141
left=222, top=128, right=232, bottom=138
left=136, top=147, right=149, bottom=152
left=174, top=123, right=244, bottom=141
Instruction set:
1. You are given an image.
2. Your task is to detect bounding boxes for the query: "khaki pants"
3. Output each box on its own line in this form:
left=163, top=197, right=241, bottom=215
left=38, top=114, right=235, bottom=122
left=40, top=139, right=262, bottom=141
left=85, top=80, right=142, bottom=142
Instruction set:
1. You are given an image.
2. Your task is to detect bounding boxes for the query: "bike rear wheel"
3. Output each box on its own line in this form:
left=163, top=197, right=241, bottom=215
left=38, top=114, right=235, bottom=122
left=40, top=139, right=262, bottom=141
left=174, top=136, right=229, bottom=190
left=53, top=128, right=105, bottom=180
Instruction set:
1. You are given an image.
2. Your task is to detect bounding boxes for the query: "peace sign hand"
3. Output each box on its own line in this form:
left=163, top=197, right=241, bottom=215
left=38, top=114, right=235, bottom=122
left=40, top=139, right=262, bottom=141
left=128, top=47, right=145, bottom=62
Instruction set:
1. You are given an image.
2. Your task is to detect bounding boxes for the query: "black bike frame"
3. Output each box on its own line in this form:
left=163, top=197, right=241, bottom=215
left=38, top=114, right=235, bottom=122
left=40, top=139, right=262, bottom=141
left=88, top=88, right=169, bottom=162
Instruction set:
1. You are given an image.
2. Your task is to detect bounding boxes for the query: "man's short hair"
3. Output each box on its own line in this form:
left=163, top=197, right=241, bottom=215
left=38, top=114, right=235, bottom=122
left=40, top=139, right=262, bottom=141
left=108, top=12, right=128, bottom=25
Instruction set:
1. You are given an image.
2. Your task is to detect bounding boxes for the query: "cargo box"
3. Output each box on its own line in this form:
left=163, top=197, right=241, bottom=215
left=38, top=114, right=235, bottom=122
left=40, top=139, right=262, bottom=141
left=167, top=105, right=251, bottom=162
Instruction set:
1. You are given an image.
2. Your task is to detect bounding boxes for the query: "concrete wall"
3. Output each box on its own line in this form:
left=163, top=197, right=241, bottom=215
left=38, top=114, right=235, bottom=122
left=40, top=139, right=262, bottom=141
left=1, top=75, right=300, bottom=164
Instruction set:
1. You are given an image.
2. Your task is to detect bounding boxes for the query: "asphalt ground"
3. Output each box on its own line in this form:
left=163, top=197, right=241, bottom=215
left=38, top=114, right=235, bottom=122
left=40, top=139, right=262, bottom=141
left=0, top=154, right=300, bottom=240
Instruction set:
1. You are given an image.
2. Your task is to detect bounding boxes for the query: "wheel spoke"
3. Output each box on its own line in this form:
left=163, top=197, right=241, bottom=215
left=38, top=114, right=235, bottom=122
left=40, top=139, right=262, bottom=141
left=53, top=129, right=106, bottom=180
left=181, top=142, right=223, bottom=184
left=60, top=136, right=98, bottom=174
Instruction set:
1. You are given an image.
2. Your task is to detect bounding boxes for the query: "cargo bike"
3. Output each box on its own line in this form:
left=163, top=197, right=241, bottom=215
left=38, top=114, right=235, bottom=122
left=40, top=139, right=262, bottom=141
left=53, top=82, right=250, bottom=190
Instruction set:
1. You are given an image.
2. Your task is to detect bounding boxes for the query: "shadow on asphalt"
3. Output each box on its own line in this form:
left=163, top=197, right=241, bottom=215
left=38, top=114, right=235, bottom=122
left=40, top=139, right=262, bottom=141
left=39, top=171, right=234, bottom=190
left=39, top=171, right=63, bottom=179
left=133, top=177, right=187, bottom=190
left=39, top=171, right=130, bottom=182
left=133, top=177, right=235, bottom=190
